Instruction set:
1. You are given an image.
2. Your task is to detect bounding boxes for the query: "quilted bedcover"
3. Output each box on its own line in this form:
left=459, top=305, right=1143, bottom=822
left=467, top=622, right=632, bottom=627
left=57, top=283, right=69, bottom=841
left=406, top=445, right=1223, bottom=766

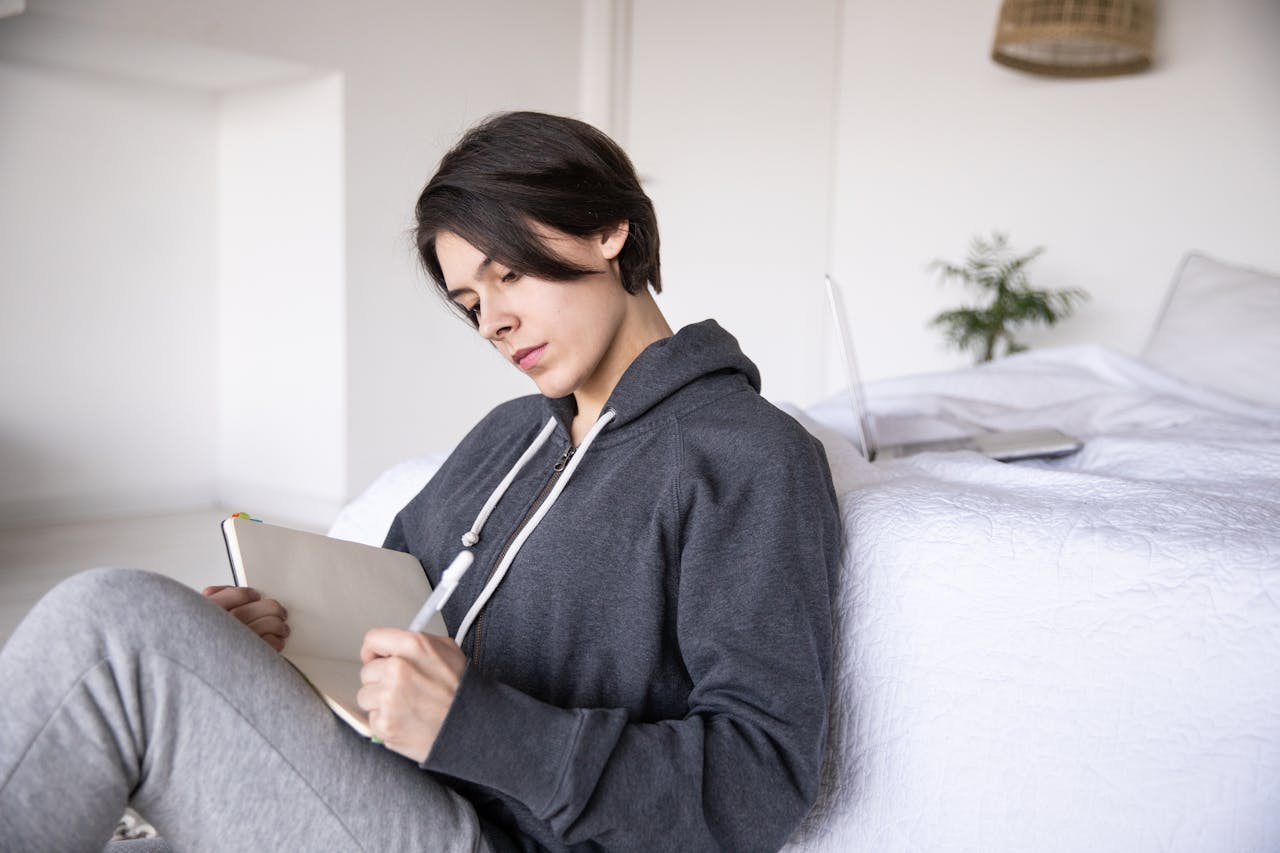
left=787, top=345, right=1280, bottom=852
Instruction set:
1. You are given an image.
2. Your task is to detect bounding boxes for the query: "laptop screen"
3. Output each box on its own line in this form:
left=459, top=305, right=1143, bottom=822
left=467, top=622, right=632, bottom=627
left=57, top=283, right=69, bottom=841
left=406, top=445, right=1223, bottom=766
left=824, top=275, right=877, bottom=461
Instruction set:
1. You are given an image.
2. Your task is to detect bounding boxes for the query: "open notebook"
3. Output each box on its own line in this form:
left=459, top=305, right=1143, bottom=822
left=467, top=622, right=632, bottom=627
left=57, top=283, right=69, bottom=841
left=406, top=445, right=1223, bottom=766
left=222, top=516, right=445, bottom=737
left=825, top=275, right=1083, bottom=462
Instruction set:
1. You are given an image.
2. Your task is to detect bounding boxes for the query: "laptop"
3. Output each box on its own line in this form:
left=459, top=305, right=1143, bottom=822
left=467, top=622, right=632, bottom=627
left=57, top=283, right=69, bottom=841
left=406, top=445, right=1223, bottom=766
left=824, top=275, right=1083, bottom=462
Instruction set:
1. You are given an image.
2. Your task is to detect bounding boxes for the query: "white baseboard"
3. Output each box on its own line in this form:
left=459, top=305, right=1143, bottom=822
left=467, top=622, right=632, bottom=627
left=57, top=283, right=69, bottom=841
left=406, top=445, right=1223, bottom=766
left=0, top=483, right=342, bottom=533
left=0, top=486, right=218, bottom=530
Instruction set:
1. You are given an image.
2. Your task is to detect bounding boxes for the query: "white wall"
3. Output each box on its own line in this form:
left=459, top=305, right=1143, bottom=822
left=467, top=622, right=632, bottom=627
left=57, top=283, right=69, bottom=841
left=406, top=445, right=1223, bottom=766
left=830, top=0, right=1280, bottom=383
left=337, top=2, right=583, bottom=496
left=216, top=75, right=346, bottom=524
left=0, top=61, right=218, bottom=523
left=627, top=0, right=842, bottom=406
left=1, top=0, right=583, bottom=527
left=24, top=0, right=583, bottom=497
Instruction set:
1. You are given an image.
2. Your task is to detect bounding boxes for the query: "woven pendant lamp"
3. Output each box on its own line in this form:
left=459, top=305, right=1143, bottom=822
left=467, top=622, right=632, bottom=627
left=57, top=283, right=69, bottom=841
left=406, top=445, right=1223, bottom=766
left=992, top=0, right=1155, bottom=78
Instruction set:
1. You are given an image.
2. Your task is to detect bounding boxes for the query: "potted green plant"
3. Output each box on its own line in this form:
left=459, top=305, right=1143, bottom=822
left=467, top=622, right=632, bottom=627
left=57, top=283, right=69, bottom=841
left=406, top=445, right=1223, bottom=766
left=929, top=232, right=1088, bottom=363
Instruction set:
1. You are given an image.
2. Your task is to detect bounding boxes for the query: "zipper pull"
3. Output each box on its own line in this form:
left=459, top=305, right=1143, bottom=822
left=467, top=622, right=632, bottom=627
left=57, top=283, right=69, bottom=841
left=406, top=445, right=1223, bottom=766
left=553, top=445, right=576, bottom=471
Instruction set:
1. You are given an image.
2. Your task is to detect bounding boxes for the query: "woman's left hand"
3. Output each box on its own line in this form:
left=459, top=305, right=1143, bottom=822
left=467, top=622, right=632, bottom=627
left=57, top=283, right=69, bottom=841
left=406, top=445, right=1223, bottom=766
left=202, top=585, right=289, bottom=652
left=356, top=628, right=467, bottom=762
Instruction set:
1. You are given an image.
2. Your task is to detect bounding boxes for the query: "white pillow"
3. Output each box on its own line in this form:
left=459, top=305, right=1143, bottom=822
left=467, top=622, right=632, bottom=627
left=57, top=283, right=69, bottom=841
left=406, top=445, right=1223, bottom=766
left=327, top=453, right=448, bottom=546
left=1143, top=252, right=1280, bottom=408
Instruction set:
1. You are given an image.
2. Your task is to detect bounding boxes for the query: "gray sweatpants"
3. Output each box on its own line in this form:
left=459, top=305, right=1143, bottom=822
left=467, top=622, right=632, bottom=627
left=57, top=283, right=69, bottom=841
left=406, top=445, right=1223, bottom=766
left=0, top=568, right=492, bottom=853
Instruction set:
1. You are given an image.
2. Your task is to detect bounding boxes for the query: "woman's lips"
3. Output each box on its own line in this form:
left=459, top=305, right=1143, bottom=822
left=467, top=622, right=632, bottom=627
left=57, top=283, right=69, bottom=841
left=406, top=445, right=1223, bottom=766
left=513, top=344, right=547, bottom=370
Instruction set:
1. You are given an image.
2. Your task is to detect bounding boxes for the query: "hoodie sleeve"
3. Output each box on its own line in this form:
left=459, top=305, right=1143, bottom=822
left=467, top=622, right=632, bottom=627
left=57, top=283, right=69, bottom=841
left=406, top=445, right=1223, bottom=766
left=424, top=414, right=840, bottom=852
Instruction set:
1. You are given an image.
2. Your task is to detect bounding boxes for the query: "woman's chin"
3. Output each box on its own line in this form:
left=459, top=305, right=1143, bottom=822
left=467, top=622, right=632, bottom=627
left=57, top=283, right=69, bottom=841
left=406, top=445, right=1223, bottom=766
left=530, top=374, right=575, bottom=400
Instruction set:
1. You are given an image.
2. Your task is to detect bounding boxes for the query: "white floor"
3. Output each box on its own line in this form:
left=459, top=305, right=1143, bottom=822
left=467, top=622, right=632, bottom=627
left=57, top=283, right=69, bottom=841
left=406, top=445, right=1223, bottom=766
left=0, top=508, right=248, bottom=646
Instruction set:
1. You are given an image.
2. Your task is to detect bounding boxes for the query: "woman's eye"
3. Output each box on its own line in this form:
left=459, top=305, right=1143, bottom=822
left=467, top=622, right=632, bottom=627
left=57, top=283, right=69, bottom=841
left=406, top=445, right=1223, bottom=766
left=501, top=271, right=521, bottom=284
left=464, top=302, right=481, bottom=322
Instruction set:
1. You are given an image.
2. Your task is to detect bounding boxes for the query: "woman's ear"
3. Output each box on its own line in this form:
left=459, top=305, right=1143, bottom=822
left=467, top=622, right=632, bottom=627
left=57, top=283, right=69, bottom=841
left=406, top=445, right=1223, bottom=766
left=599, top=220, right=629, bottom=261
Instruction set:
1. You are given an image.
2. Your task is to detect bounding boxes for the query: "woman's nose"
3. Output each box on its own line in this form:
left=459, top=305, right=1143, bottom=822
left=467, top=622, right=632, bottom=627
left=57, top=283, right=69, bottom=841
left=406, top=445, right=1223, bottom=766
left=478, top=303, right=516, bottom=341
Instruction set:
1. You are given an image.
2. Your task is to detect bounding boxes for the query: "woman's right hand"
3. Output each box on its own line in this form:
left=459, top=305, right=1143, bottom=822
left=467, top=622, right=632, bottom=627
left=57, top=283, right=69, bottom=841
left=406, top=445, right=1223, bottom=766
left=202, top=585, right=290, bottom=652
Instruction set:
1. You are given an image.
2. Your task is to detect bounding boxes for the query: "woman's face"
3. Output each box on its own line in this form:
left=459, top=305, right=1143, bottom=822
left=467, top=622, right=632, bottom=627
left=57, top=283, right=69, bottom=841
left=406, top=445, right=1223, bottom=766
left=435, top=227, right=632, bottom=402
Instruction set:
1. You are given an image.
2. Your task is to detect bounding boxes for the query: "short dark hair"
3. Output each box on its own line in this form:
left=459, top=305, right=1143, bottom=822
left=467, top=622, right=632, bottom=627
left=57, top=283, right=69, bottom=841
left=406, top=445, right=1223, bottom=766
left=413, top=111, right=661, bottom=320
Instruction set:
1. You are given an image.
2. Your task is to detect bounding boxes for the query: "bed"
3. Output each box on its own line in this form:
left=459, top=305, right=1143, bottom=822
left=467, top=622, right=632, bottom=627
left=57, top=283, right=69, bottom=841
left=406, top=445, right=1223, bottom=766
left=787, top=250, right=1280, bottom=851
left=784, top=342, right=1280, bottom=852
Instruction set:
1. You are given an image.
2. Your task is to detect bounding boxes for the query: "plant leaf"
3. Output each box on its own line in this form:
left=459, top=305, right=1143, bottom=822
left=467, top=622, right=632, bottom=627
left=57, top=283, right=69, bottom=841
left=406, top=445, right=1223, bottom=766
left=927, top=231, right=1088, bottom=363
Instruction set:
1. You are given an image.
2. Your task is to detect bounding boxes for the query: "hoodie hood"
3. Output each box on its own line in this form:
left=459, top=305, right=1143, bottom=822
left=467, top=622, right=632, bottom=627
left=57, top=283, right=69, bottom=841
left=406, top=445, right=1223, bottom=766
left=544, top=319, right=762, bottom=433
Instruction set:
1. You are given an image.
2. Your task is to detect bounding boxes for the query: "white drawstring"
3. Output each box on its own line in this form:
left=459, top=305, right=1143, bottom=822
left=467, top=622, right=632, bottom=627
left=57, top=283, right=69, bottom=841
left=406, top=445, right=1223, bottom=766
left=454, top=409, right=617, bottom=646
left=460, top=417, right=557, bottom=547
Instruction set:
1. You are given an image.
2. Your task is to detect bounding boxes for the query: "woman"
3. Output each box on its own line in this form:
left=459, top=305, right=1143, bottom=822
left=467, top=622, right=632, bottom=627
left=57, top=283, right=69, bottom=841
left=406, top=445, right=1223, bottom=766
left=0, top=112, right=839, bottom=852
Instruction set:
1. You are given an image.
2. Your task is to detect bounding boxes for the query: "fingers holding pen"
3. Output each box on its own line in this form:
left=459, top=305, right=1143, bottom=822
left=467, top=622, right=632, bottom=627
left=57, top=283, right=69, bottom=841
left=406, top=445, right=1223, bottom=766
left=360, top=626, right=429, bottom=664
left=357, top=628, right=468, bottom=761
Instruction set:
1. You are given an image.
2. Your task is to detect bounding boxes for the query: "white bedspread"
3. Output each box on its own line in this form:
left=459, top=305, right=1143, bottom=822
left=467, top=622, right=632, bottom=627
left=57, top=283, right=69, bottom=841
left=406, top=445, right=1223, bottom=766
left=787, top=345, right=1280, bottom=853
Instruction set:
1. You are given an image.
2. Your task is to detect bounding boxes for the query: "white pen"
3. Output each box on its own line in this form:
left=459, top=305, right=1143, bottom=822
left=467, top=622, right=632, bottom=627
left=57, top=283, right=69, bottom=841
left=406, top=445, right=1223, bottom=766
left=407, top=550, right=475, bottom=633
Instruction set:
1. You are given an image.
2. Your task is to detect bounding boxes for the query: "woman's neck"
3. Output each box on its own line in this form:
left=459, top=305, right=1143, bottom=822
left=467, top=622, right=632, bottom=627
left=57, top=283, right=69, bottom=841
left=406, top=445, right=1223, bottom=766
left=571, top=290, right=672, bottom=443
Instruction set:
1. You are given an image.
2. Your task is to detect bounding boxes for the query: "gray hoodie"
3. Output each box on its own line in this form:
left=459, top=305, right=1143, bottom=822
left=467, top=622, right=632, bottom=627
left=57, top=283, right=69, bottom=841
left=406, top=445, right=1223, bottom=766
left=384, top=320, right=840, bottom=852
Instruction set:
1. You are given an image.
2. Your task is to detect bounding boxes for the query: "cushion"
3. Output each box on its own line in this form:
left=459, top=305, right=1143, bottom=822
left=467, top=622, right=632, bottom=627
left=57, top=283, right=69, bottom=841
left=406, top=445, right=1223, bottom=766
left=1143, top=252, right=1280, bottom=407
left=327, top=453, right=447, bottom=546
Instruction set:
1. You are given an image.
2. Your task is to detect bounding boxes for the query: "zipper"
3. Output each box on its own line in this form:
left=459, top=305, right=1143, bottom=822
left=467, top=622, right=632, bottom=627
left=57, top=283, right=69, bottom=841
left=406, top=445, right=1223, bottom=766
left=470, top=443, right=575, bottom=667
